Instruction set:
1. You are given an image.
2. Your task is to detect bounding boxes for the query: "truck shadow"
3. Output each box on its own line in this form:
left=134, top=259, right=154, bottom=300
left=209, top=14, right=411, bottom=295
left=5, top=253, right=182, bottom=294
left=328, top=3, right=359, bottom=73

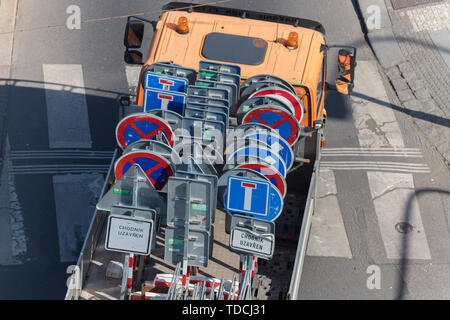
left=0, top=79, right=124, bottom=299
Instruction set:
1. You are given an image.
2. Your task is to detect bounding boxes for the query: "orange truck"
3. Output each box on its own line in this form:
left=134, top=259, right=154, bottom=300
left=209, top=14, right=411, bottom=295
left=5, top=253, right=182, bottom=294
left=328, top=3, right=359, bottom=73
left=65, top=2, right=356, bottom=300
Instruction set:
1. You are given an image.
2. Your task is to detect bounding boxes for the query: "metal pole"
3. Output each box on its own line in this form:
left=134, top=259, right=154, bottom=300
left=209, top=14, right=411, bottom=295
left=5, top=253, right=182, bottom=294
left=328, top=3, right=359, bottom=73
left=182, top=258, right=188, bottom=275
left=166, top=262, right=181, bottom=300
left=217, top=277, right=225, bottom=300
left=247, top=254, right=253, bottom=300
left=239, top=254, right=246, bottom=283
left=210, top=279, right=216, bottom=300
left=184, top=275, right=191, bottom=300
left=287, top=166, right=318, bottom=299
left=200, top=281, right=206, bottom=300
left=135, top=255, right=145, bottom=289
left=192, top=282, right=199, bottom=300
left=119, top=254, right=129, bottom=300
left=238, top=269, right=249, bottom=300
left=229, top=272, right=237, bottom=300
left=126, top=253, right=135, bottom=298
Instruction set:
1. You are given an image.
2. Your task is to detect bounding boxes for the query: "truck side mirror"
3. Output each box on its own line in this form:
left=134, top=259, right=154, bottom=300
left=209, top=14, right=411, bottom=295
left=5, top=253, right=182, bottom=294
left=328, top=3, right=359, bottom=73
left=335, top=79, right=352, bottom=95
left=335, top=49, right=356, bottom=95
left=124, top=20, right=145, bottom=49
left=124, top=50, right=143, bottom=64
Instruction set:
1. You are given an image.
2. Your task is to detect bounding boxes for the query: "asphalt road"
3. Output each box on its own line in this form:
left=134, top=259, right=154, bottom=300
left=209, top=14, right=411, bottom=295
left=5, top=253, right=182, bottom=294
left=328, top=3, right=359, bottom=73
left=0, top=0, right=448, bottom=299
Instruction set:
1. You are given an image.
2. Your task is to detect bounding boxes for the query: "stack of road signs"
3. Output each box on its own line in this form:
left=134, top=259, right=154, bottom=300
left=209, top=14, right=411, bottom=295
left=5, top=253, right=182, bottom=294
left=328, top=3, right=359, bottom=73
left=222, top=73, right=307, bottom=200
left=223, top=123, right=289, bottom=199
left=97, top=164, right=167, bottom=254
left=142, top=64, right=192, bottom=115
left=239, top=74, right=296, bottom=101
left=161, top=61, right=240, bottom=269
left=175, top=60, right=241, bottom=159
left=164, top=141, right=219, bottom=268
left=219, top=74, right=309, bottom=260
left=108, top=62, right=311, bottom=295
left=144, top=62, right=197, bottom=85
left=164, top=176, right=214, bottom=268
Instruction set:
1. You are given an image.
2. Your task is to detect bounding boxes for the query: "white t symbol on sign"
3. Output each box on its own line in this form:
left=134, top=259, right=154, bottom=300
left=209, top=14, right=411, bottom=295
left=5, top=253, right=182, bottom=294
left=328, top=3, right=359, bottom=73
left=271, top=142, right=283, bottom=154
left=242, top=182, right=256, bottom=211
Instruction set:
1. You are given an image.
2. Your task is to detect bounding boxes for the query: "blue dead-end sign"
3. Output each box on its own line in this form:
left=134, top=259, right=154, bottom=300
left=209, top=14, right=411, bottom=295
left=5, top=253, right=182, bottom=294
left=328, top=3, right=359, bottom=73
left=144, top=72, right=188, bottom=93
left=225, top=176, right=283, bottom=221
left=143, top=89, right=187, bottom=115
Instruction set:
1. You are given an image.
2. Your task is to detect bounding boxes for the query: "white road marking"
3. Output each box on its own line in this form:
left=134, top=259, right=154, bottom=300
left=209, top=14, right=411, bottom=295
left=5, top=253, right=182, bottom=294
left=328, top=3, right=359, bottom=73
left=323, top=148, right=422, bottom=151
left=9, top=149, right=114, bottom=160
left=320, top=161, right=430, bottom=174
left=53, top=174, right=104, bottom=262
left=351, top=60, right=431, bottom=260
left=11, top=164, right=110, bottom=175
left=367, top=172, right=431, bottom=260
left=307, top=168, right=352, bottom=258
left=322, top=147, right=423, bottom=157
left=42, top=64, right=92, bottom=149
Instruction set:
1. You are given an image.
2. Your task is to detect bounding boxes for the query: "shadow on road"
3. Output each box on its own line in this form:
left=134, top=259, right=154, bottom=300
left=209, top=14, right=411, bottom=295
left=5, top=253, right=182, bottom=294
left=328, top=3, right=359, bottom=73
left=324, top=90, right=352, bottom=120
left=353, top=91, right=450, bottom=128
left=396, top=188, right=450, bottom=300
left=0, top=79, right=123, bottom=299
left=0, top=78, right=125, bottom=152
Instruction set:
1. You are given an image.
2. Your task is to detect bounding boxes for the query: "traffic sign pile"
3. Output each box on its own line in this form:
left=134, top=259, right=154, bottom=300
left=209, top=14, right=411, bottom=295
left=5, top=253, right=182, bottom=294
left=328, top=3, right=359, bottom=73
left=96, top=61, right=309, bottom=299
left=220, top=75, right=307, bottom=267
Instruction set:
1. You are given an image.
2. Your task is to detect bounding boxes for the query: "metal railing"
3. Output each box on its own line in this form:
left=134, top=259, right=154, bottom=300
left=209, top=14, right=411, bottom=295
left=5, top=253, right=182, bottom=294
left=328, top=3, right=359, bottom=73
left=287, top=129, right=322, bottom=300
left=65, top=149, right=119, bottom=300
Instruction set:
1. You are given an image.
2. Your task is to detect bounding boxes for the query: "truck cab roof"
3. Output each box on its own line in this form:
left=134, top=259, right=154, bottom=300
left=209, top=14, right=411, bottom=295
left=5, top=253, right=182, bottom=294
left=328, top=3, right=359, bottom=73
left=148, top=10, right=325, bottom=85
left=137, top=9, right=326, bottom=126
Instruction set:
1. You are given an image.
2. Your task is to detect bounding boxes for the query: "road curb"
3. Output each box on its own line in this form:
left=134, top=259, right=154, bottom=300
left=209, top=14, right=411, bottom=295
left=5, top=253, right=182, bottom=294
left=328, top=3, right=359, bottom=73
left=0, top=0, right=18, bottom=163
left=356, top=0, right=406, bottom=68
left=355, top=0, right=450, bottom=167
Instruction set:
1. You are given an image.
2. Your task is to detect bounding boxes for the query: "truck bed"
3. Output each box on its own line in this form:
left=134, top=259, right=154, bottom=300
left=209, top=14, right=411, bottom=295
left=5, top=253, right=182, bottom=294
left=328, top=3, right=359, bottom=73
left=79, top=208, right=241, bottom=300
left=66, top=128, right=320, bottom=300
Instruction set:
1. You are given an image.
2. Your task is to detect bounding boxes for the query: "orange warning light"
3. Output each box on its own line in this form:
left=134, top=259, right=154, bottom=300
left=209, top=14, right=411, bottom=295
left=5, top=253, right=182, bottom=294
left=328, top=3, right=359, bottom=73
left=286, top=32, right=298, bottom=49
left=177, top=16, right=189, bottom=34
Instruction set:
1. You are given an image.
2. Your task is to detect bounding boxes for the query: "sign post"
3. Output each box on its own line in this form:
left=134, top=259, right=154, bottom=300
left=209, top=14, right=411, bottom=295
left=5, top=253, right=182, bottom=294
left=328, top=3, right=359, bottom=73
left=229, top=214, right=275, bottom=259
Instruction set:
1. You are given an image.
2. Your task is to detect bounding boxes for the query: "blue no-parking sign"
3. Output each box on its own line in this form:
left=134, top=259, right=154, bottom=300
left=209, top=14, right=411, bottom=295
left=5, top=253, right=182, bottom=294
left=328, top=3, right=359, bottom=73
left=144, top=72, right=188, bottom=93
left=225, top=176, right=283, bottom=221
left=243, top=132, right=294, bottom=170
left=143, top=89, right=187, bottom=115
left=228, top=146, right=287, bottom=177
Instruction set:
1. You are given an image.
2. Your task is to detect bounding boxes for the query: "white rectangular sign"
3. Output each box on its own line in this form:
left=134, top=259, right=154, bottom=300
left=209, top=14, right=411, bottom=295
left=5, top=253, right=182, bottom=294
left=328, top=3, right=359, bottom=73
left=105, top=215, right=153, bottom=255
left=230, top=227, right=274, bottom=259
